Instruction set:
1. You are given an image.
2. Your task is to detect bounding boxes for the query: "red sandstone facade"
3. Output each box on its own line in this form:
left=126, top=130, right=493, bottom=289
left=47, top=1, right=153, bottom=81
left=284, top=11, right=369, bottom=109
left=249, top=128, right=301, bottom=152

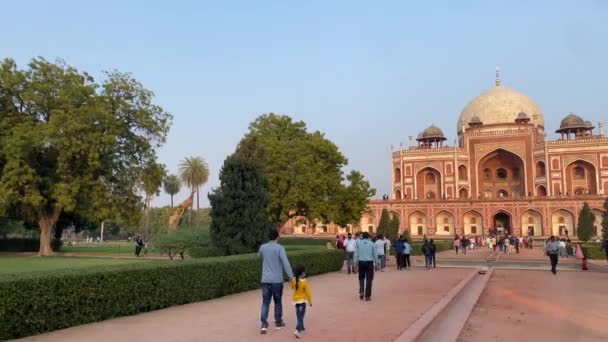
left=283, top=78, right=608, bottom=239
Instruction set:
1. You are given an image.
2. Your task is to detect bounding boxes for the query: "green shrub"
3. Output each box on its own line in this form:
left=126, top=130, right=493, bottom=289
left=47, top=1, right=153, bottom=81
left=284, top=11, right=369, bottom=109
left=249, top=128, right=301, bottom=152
left=151, top=228, right=217, bottom=259
left=0, top=238, right=62, bottom=253
left=280, top=237, right=331, bottom=246
left=409, top=240, right=453, bottom=255
left=0, top=249, right=343, bottom=340
left=580, top=242, right=606, bottom=259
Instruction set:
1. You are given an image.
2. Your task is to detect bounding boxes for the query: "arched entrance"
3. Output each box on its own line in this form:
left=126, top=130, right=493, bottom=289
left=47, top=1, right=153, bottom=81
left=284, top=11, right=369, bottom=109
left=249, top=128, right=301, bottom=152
left=478, top=149, right=525, bottom=198
left=493, top=211, right=511, bottom=235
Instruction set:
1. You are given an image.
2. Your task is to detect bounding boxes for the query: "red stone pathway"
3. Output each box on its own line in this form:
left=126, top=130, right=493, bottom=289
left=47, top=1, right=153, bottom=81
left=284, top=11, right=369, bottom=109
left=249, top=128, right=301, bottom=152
left=15, top=268, right=471, bottom=342
left=458, top=269, right=608, bottom=342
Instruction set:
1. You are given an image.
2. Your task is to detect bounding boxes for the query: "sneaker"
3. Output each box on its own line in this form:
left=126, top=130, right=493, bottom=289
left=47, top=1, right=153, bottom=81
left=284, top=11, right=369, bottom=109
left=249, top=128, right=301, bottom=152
left=275, top=322, right=286, bottom=330
left=359, top=293, right=364, bottom=300
left=365, top=297, right=371, bottom=302
left=294, top=330, right=301, bottom=338
left=260, top=327, right=267, bottom=335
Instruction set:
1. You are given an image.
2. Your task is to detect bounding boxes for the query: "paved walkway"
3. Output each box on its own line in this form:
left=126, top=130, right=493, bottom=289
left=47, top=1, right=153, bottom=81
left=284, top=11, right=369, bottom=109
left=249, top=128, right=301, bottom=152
left=458, top=269, right=608, bottom=342
left=15, top=268, right=471, bottom=342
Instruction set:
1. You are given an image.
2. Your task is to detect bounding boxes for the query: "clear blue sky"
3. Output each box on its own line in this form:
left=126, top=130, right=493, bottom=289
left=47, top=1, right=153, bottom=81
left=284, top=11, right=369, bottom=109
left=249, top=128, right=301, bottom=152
left=2, top=1, right=608, bottom=207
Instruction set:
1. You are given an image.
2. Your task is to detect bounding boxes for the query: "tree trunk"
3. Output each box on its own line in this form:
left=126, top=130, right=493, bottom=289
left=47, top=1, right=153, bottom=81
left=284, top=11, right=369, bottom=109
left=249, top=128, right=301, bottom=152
left=168, top=192, right=194, bottom=230
left=38, top=211, right=61, bottom=256
left=144, top=194, right=152, bottom=231
left=196, top=187, right=200, bottom=210
left=170, top=195, right=174, bottom=209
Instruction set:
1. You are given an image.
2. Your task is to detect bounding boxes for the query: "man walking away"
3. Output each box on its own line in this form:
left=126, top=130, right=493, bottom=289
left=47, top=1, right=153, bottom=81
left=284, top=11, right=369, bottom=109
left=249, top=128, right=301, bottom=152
left=461, top=236, right=468, bottom=255
left=374, top=234, right=387, bottom=271
left=544, top=236, right=560, bottom=275
left=355, top=232, right=377, bottom=301
left=403, top=238, right=412, bottom=269
left=422, top=239, right=432, bottom=269
left=344, top=233, right=357, bottom=274
left=394, top=235, right=405, bottom=270
left=454, top=236, right=461, bottom=254
left=259, top=229, right=294, bottom=334
left=430, top=239, right=437, bottom=268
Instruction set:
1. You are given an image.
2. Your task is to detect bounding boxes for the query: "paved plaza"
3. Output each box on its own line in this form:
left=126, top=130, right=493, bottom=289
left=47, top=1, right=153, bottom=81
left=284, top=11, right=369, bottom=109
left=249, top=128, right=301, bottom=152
left=13, top=248, right=608, bottom=342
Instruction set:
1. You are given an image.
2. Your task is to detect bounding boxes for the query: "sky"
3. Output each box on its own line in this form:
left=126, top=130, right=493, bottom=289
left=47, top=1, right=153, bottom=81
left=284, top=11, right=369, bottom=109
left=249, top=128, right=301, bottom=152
left=2, top=1, right=608, bottom=207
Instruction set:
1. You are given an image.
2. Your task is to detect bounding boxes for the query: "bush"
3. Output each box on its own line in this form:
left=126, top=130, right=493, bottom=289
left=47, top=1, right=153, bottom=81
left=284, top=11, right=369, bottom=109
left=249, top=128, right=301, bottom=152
left=0, top=249, right=344, bottom=340
left=580, top=242, right=606, bottom=260
left=409, top=240, right=453, bottom=255
left=0, top=238, right=62, bottom=253
left=151, top=228, right=220, bottom=259
left=280, top=237, right=332, bottom=246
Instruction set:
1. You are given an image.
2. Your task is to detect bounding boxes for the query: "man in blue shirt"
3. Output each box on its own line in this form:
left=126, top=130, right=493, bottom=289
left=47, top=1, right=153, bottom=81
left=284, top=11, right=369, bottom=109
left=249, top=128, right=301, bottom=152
left=258, top=229, right=293, bottom=334
left=355, top=231, right=377, bottom=301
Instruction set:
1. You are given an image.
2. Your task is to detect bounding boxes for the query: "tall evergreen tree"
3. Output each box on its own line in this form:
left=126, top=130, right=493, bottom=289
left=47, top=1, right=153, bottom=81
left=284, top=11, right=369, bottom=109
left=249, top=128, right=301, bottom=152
left=376, top=209, right=391, bottom=237
left=602, top=198, right=608, bottom=239
left=577, top=202, right=595, bottom=242
left=208, top=153, right=269, bottom=255
left=387, top=214, right=400, bottom=242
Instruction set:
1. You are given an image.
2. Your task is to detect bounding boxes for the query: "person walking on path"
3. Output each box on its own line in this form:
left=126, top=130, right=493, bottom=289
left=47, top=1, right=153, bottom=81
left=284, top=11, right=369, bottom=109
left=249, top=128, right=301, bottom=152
left=454, top=236, right=461, bottom=254
left=422, top=239, right=433, bottom=269
left=460, top=236, right=468, bottom=255
left=603, top=238, right=608, bottom=262
left=355, top=232, right=377, bottom=301
left=259, top=229, right=294, bottom=334
left=544, top=236, right=560, bottom=275
left=374, top=234, right=387, bottom=271
left=135, top=236, right=145, bottom=257
left=394, top=235, right=405, bottom=270
left=430, top=239, right=437, bottom=268
left=344, top=233, right=357, bottom=274
left=403, top=238, right=412, bottom=269
left=290, top=264, right=312, bottom=339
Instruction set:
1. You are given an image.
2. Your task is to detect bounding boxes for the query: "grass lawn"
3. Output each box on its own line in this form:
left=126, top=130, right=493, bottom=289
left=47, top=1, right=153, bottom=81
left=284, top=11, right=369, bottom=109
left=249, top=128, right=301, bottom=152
left=0, top=256, right=145, bottom=275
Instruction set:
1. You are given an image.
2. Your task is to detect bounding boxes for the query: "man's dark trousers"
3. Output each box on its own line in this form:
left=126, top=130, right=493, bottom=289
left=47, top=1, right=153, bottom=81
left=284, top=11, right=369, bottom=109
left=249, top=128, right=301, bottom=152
left=358, top=261, right=374, bottom=299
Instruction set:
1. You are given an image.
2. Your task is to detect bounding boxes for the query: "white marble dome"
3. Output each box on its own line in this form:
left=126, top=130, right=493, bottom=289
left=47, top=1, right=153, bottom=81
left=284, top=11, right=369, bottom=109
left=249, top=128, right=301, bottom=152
left=458, top=86, right=544, bottom=133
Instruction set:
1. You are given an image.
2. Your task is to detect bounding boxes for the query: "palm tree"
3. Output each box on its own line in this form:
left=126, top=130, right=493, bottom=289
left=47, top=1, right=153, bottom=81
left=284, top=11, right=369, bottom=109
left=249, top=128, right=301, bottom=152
left=179, top=156, right=209, bottom=211
left=163, top=174, right=181, bottom=209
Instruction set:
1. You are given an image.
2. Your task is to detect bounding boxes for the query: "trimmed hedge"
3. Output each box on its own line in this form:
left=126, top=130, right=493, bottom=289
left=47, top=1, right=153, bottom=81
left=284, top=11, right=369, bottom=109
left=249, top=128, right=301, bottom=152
left=0, top=249, right=343, bottom=340
left=280, top=237, right=332, bottom=246
left=0, top=238, right=62, bottom=253
left=580, top=242, right=606, bottom=260
left=408, top=240, right=453, bottom=256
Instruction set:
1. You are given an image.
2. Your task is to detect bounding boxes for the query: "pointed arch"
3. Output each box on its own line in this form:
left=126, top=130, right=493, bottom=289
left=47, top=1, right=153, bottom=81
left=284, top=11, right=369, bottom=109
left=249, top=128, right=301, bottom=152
left=565, top=159, right=597, bottom=195
left=458, top=187, right=469, bottom=198
left=462, top=210, right=483, bottom=236
left=537, top=185, right=547, bottom=196
left=416, top=166, right=442, bottom=200
left=408, top=211, right=428, bottom=236
left=521, top=209, right=543, bottom=236
left=435, top=210, right=455, bottom=236
left=551, top=209, right=574, bottom=236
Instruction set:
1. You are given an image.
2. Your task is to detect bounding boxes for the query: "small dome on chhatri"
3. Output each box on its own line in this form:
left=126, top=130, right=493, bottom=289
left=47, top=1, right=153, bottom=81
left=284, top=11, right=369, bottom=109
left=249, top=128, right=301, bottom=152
left=470, top=115, right=482, bottom=124
left=559, top=113, right=586, bottom=129
left=516, top=111, right=528, bottom=120
left=421, top=124, right=445, bottom=138
left=584, top=120, right=594, bottom=128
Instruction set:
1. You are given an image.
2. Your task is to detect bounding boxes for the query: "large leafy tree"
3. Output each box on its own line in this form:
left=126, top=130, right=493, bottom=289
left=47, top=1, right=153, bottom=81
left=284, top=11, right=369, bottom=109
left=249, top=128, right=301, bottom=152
left=163, top=174, right=181, bottom=208
left=179, top=156, right=209, bottom=210
left=601, top=198, right=608, bottom=239
left=388, top=214, right=400, bottom=242
left=577, top=202, right=595, bottom=242
left=141, top=161, right=166, bottom=230
left=376, top=209, right=391, bottom=237
left=234, top=114, right=375, bottom=227
left=208, top=152, right=269, bottom=255
left=0, top=58, right=171, bottom=255
left=333, top=171, right=376, bottom=228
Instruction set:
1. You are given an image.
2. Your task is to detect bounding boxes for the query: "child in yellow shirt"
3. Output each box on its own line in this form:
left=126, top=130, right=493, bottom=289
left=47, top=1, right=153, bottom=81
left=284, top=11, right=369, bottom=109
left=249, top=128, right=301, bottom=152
left=291, top=264, right=312, bottom=338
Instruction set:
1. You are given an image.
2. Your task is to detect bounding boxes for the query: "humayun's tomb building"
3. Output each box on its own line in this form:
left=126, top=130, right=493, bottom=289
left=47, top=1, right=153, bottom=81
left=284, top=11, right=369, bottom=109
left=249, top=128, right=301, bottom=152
left=283, top=73, right=607, bottom=239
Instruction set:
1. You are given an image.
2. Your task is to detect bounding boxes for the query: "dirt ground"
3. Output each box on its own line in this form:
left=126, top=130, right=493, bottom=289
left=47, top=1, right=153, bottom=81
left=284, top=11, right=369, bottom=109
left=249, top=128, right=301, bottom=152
left=458, top=269, right=608, bottom=342
left=16, top=267, right=471, bottom=342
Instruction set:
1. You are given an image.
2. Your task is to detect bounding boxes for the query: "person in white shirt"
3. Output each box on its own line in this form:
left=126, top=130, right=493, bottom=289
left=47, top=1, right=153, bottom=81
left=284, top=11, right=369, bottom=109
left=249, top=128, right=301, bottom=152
left=343, top=233, right=357, bottom=274
left=374, top=234, right=387, bottom=271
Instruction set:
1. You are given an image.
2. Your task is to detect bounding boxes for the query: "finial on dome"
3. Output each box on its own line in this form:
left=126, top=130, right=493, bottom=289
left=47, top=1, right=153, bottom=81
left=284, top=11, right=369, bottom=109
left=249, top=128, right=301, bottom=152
left=495, top=67, right=500, bottom=87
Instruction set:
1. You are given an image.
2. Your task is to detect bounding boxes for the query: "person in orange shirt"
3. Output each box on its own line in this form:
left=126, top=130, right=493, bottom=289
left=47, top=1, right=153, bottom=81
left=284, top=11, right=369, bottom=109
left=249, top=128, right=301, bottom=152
left=291, top=264, right=312, bottom=338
